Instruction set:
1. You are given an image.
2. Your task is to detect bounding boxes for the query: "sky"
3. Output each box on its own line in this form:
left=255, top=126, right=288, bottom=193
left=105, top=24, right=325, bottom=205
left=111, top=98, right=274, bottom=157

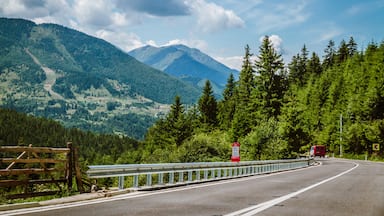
left=1, top=0, right=384, bottom=70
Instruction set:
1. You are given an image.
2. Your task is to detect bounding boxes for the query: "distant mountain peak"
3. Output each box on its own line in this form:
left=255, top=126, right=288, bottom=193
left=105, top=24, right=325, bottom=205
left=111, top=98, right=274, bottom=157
left=129, top=44, right=239, bottom=96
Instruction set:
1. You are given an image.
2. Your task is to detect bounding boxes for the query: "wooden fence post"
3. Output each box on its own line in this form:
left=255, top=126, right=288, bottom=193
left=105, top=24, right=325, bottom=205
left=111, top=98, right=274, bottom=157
left=73, top=146, right=84, bottom=193
left=66, top=142, right=73, bottom=192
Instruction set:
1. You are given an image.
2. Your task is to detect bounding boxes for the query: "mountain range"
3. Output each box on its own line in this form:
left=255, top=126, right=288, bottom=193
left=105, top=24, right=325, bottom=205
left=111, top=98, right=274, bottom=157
left=0, top=18, right=202, bottom=139
left=129, top=45, right=239, bottom=96
left=0, top=18, right=240, bottom=139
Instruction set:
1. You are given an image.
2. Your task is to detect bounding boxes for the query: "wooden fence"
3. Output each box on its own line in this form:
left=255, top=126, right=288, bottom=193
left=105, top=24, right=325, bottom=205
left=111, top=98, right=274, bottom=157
left=0, top=142, right=84, bottom=199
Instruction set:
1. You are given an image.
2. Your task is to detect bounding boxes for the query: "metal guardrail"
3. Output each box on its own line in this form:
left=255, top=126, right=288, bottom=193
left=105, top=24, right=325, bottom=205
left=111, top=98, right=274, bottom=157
left=87, top=159, right=314, bottom=190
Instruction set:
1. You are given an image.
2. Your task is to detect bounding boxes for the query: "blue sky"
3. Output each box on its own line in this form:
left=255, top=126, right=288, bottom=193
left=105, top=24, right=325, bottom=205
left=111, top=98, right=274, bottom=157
left=1, top=0, right=384, bottom=70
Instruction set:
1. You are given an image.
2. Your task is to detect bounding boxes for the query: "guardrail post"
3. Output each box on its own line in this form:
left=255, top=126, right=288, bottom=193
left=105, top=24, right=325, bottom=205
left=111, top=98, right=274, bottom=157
left=133, top=175, right=139, bottom=188
left=158, top=173, right=164, bottom=185
left=146, top=174, right=152, bottom=186
left=178, top=171, right=183, bottom=183
left=169, top=172, right=174, bottom=184
left=188, top=171, right=193, bottom=182
left=118, top=176, right=124, bottom=190
left=204, top=170, right=208, bottom=180
left=196, top=170, right=200, bottom=181
left=211, top=169, right=215, bottom=179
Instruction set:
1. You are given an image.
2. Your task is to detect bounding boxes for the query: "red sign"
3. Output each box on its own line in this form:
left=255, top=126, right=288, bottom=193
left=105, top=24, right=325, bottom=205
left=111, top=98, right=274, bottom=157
left=231, top=142, right=240, bottom=162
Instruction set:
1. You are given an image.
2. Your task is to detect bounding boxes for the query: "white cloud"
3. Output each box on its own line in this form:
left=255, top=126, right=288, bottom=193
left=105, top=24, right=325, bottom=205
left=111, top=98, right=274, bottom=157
left=319, top=28, right=343, bottom=42
left=308, top=22, right=343, bottom=43
left=259, top=34, right=284, bottom=54
left=0, top=0, right=27, bottom=15
left=116, top=0, right=191, bottom=17
left=214, top=56, right=243, bottom=70
left=96, top=29, right=145, bottom=52
left=163, top=39, right=207, bottom=50
left=111, top=12, right=128, bottom=26
left=73, top=0, right=114, bottom=27
left=0, top=0, right=70, bottom=21
left=346, top=5, right=362, bottom=16
left=186, top=0, right=244, bottom=33
left=346, top=1, right=384, bottom=16
left=146, top=40, right=158, bottom=47
left=245, top=0, right=309, bottom=33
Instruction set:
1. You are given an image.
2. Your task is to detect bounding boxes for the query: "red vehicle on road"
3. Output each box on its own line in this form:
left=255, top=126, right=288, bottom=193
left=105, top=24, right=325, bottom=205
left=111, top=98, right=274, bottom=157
left=310, top=145, right=326, bottom=157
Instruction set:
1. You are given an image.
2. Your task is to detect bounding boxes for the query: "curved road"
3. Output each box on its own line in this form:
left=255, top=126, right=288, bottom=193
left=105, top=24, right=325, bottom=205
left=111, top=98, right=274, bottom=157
left=2, top=159, right=384, bottom=216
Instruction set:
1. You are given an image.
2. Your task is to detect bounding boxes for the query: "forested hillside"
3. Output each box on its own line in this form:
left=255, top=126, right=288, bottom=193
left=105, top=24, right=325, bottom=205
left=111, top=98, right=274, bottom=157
left=0, top=18, right=201, bottom=139
left=0, top=108, right=140, bottom=165
left=142, top=36, right=384, bottom=162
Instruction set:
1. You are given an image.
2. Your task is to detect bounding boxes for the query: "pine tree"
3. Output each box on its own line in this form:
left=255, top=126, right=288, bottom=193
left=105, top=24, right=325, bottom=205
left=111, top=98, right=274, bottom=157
left=253, top=35, right=286, bottom=118
left=288, top=54, right=300, bottom=85
left=347, top=36, right=357, bottom=57
left=218, top=73, right=236, bottom=129
left=323, top=40, right=336, bottom=69
left=223, top=73, right=236, bottom=102
left=288, top=45, right=309, bottom=87
left=307, top=52, right=322, bottom=76
left=198, top=80, right=218, bottom=128
left=167, top=95, right=184, bottom=123
left=167, top=95, right=192, bottom=146
left=144, top=95, right=191, bottom=154
left=337, top=39, right=349, bottom=64
left=231, top=45, right=255, bottom=140
left=299, top=44, right=309, bottom=76
left=236, top=45, right=254, bottom=105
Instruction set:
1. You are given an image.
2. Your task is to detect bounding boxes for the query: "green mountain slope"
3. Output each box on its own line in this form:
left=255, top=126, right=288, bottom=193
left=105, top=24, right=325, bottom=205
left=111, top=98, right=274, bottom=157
left=0, top=18, right=201, bottom=139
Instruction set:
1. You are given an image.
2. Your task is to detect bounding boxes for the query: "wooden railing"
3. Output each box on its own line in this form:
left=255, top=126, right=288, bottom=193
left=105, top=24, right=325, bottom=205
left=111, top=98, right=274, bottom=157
left=0, top=142, right=83, bottom=199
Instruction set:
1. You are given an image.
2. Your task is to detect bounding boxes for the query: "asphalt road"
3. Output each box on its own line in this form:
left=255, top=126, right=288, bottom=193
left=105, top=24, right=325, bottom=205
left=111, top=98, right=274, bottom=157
left=2, top=159, right=384, bottom=216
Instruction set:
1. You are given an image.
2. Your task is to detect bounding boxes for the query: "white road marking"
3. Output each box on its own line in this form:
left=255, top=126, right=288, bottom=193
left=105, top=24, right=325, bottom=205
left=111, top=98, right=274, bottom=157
left=0, top=163, right=319, bottom=216
left=225, top=162, right=359, bottom=216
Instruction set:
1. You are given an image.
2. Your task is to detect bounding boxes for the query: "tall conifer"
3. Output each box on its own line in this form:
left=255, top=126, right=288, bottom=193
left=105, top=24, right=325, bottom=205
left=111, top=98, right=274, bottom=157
left=253, top=35, right=286, bottom=118
left=219, top=73, right=236, bottom=129
left=323, top=40, right=336, bottom=69
left=198, top=80, right=218, bottom=128
left=231, top=45, right=254, bottom=140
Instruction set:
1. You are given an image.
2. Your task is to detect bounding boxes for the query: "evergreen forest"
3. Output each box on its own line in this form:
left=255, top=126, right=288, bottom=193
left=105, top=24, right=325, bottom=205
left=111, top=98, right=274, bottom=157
left=1, top=36, right=383, bottom=171
left=142, top=36, right=384, bottom=162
